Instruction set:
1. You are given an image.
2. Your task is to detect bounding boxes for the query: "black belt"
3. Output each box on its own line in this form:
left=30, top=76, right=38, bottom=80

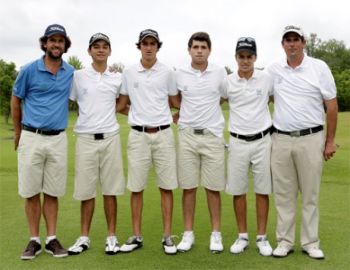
left=94, top=133, right=104, bottom=140
left=230, top=127, right=271, bottom=142
left=272, top=125, right=323, bottom=137
left=131, top=125, right=170, bottom=133
left=22, top=124, right=64, bottom=136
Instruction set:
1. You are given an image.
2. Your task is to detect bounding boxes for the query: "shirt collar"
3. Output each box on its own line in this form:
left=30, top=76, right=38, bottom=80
left=38, top=55, right=66, bottom=72
left=137, top=59, right=160, bottom=72
left=283, top=53, right=308, bottom=70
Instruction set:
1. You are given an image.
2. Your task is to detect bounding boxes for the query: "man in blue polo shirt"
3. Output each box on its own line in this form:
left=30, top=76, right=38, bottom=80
left=11, top=24, right=74, bottom=260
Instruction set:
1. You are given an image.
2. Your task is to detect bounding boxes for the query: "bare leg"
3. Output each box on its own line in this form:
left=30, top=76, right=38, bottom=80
left=160, top=188, right=173, bottom=236
left=206, top=189, right=221, bottom=231
left=80, top=198, right=95, bottom=236
left=182, top=188, right=197, bottom=231
left=256, top=193, right=269, bottom=235
left=131, top=191, right=143, bottom=236
left=233, top=194, right=247, bottom=233
left=25, top=194, right=41, bottom=237
left=104, top=195, right=116, bottom=236
left=43, top=193, right=58, bottom=236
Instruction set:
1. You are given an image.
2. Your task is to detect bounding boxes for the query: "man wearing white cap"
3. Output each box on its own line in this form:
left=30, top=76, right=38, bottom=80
left=267, top=25, right=338, bottom=259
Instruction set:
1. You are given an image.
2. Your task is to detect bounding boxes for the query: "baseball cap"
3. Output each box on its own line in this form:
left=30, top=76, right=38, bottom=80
left=43, top=24, right=67, bottom=38
left=282, top=25, right=304, bottom=38
left=236, top=37, right=257, bottom=55
left=89, top=33, right=111, bottom=46
left=138, top=29, right=161, bottom=43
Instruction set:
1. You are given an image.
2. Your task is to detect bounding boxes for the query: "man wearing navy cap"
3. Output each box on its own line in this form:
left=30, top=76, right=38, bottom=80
left=67, top=33, right=125, bottom=256
left=11, top=24, right=74, bottom=260
left=222, top=37, right=273, bottom=256
left=117, top=29, right=178, bottom=255
left=267, top=25, right=338, bottom=259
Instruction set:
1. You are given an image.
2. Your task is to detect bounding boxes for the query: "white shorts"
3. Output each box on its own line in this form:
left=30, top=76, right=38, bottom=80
left=73, top=132, right=125, bottom=200
left=127, top=127, right=178, bottom=192
left=17, top=130, right=67, bottom=198
left=177, top=128, right=226, bottom=191
left=226, top=134, right=272, bottom=195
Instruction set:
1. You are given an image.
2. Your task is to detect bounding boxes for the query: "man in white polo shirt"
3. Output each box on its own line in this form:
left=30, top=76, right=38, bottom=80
left=222, top=37, right=273, bottom=256
left=117, top=29, right=178, bottom=255
left=267, top=25, right=338, bottom=259
left=175, top=32, right=226, bottom=253
left=67, top=33, right=125, bottom=256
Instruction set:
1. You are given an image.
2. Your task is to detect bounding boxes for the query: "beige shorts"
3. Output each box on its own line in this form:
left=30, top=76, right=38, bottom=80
left=73, top=133, right=125, bottom=200
left=17, top=130, right=67, bottom=198
left=127, top=128, right=178, bottom=192
left=177, top=128, right=226, bottom=191
left=226, top=134, right=272, bottom=195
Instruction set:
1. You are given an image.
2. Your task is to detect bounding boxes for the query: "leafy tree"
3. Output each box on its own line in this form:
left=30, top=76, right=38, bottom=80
left=306, top=34, right=350, bottom=111
left=109, top=62, right=125, bottom=73
left=68, top=55, right=84, bottom=70
left=0, top=59, right=17, bottom=123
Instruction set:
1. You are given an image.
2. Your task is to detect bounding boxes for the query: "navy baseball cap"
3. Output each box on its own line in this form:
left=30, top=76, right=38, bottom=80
left=89, top=33, right=111, bottom=46
left=236, top=37, right=257, bottom=55
left=138, top=29, right=161, bottom=43
left=43, top=24, right=67, bottom=38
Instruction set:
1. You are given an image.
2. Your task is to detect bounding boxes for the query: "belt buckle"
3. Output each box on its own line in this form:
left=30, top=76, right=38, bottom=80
left=290, top=130, right=300, bottom=137
left=194, top=129, right=204, bottom=135
left=94, top=133, right=104, bottom=140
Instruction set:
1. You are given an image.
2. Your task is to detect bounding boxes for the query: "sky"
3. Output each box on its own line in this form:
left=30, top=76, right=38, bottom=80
left=1, top=0, right=349, bottom=71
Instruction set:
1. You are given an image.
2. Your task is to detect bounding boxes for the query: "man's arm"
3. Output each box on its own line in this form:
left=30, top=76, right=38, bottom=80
left=169, top=94, right=181, bottom=124
left=11, top=95, right=22, bottom=150
left=116, top=94, right=130, bottom=115
left=323, top=98, right=338, bottom=161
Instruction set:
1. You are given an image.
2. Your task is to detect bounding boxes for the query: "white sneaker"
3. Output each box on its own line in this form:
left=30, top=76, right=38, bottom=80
left=120, top=235, right=143, bottom=253
left=230, top=237, right=248, bottom=254
left=68, top=237, right=90, bottom=255
left=162, top=236, right=177, bottom=255
left=272, top=243, right=294, bottom=257
left=105, top=236, right=119, bottom=255
left=210, top=232, right=223, bottom=253
left=302, top=247, right=325, bottom=259
left=177, top=231, right=195, bottom=252
left=256, top=237, right=272, bottom=256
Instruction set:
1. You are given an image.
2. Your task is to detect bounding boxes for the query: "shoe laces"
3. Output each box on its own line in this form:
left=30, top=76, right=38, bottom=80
left=256, top=237, right=269, bottom=246
left=211, top=233, right=222, bottom=244
left=235, top=237, right=248, bottom=245
left=74, top=237, right=89, bottom=248
left=25, top=240, right=40, bottom=252
left=126, top=235, right=143, bottom=244
left=106, top=236, right=118, bottom=247
left=163, top=235, right=178, bottom=246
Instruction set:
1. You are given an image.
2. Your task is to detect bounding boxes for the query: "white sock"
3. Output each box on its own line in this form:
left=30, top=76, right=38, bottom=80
left=239, top=233, right=248, bottom=239
left=184, top=230, right=194, bottom=235
left=107, top=235, right=116, bottom=241
left=257, top=234, right=266, bottom=240
left=212, top=231, right=221, bottom=236
left=30, top=237, right=41, bottom=244
left=80, top=236, right=90, bottom=241
left=46, top=235, right=56, bottom=244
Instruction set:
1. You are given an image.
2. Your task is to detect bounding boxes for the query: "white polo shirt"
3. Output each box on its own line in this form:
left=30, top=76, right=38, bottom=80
left=267, top=55, right=336, bottom=131
left=121, top=61, right=177, bottom=126
left=70, top=65, right=121, bottom=134
left=176, top=63, right=226, bottom=137
left=222, top=69, right=272, bottom=135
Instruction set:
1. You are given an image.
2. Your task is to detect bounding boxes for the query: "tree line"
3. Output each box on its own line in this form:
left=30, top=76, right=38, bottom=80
left=1, top=34, right=349, bottom=124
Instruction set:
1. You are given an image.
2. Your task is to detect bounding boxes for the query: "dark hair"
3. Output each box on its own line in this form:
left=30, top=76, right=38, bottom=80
left=136, top=39, right=162, bottom=50
left=39, top=36, right=72, bottom=53
left=188, top=32, right=211, bottom=49
left=281, top=34, right=305, bottom=44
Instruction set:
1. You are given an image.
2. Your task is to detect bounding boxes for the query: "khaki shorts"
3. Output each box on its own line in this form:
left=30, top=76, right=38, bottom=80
left=177, top=128, right=226, bottom=191
left=127, top=128, right=178, bottom=192
left=226, top=134, right=272, bottom=195
left=17, top=130, right=67, bottom=198
left=73, top=133, right=125, bottom=200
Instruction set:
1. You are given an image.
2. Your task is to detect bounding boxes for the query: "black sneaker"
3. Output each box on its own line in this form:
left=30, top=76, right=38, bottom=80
left=21, top=240, right=42, bottom=260
left=45, top=238, right=68, bottom=258
left=120, top=236, right=143, bottom=252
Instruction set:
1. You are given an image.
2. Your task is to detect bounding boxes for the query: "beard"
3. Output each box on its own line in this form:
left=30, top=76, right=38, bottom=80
left=47, top=49, right=64, bottom=60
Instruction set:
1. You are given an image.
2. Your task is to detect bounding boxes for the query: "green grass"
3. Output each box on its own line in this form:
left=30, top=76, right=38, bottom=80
left=0, top=111, right=349, bottom=270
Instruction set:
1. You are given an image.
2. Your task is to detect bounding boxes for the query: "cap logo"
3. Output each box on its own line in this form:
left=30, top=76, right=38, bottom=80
left=49, top=26, right=64, bottom=33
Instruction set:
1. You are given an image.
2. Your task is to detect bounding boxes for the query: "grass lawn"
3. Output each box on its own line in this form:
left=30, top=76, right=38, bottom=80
left=0, top=111, right=349, bottom=270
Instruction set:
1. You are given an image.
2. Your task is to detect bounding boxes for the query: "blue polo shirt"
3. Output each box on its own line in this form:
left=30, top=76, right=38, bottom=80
left=13, top=56, right=74, bottom=130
